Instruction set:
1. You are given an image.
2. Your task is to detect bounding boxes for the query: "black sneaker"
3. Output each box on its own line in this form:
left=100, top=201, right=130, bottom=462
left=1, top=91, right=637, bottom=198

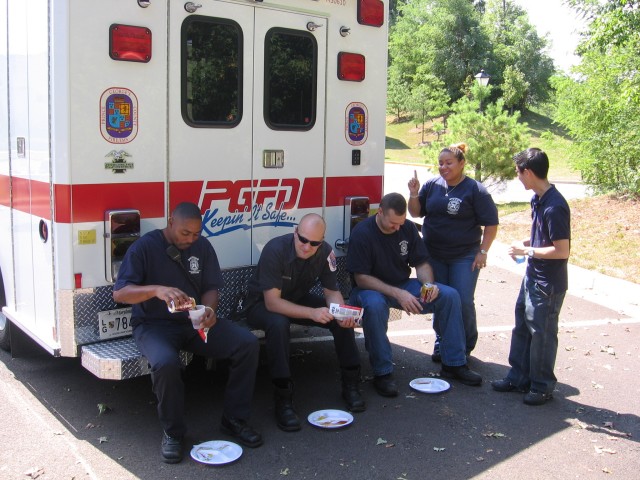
left=440, top=364, right=482, bottom=386
left=523, top=390, right=553, bottom=406
left=160, top=432, right=183, bottom=464
left=373, top=374, right=399, bottom=397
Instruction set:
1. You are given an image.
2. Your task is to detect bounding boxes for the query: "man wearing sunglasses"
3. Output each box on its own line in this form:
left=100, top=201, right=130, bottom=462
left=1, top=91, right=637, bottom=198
left=245, top=213, right=365, bottom=432
left=347, top=193, right=482, bottom=397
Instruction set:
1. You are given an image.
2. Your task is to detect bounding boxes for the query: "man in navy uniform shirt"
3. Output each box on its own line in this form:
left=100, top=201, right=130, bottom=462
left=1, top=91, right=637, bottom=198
left=245, top=213, right=364, bottom=432
left=114, top=202, right=262, bottom=463
left=347, top=193, right=482, bottom=397
left=492, top=148, right=571, bottom=406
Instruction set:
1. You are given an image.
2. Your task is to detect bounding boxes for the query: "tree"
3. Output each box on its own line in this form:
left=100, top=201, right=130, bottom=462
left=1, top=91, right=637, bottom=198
left=554, top=0, right=640, bottom=196
left=407, top=69, right=450, bottom=144
left=502, top=65, right=530, bottom=114
left=480, top=0, right=555, bottom=107
left=389, top=0, right=491, bottom=103
left=387, top=65, right=411, bottom=121
left=424, top=96, right=529, bottom=188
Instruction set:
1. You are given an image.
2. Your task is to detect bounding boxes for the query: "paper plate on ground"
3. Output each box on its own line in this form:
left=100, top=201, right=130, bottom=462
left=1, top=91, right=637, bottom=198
left=307, top=409, right=354, bottom=429
left=190, top=440, right=243, bottom=465
left=409, top=377, right=450, bottom=393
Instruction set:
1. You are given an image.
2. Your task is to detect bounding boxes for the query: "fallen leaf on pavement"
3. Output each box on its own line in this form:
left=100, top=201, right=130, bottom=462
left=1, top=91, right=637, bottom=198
left=97, top=403, right=112, bottom=415
left=376, top=438, right=388, bottom=445
left=594, top=446, right=617, bottom=454
left=433, top=447, right=445, bottom=452
left=280, top=468, right=290, bottom=475
left=482, top=432, right=505, bottom=438
left=24, top=467, right=44, bottom=479
left=98, top=436, right=108, bottom=444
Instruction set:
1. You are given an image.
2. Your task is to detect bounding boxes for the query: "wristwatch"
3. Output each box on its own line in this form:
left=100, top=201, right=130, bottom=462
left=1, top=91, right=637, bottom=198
left=527, top=248, right=535, bottom=258
left=480, top=249, right=488, bottom=255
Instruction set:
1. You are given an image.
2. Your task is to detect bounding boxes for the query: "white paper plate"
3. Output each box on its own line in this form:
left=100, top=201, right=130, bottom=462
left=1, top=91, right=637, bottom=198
left=409, top=377, right=450, bottom=393
left=307, top=409, right=354, bottom=429
left=190, top=440, right=243, bottom=465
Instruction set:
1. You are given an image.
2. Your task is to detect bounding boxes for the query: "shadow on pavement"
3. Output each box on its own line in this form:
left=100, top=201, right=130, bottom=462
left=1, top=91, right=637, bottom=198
left=2, top=330, right=638, bottom=480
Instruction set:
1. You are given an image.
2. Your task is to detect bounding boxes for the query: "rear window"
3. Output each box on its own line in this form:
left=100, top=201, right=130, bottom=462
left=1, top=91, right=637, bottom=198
left=182, top=16, right=243, bottom=127
left=264, top=28, right=317, bottom=130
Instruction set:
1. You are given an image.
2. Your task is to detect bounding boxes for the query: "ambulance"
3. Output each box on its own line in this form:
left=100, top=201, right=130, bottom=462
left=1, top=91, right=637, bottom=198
left=0, top=0, right=387, bottom=380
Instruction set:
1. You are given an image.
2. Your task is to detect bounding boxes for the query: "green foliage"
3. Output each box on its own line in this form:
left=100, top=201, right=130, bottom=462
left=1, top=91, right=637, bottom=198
left=502, top=65, right=530, bottom=113
left=480, top=0, right=555, bottom=105
left=389, top=0, right=490, bottom=102
left=407, top=69, right=450, bottom=143
left=424, top=97, right=529, bottom=186
left=553, top=0, right=640, bottom=196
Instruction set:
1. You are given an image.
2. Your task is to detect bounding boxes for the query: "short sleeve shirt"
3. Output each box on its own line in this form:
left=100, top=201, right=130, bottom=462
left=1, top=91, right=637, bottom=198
left=418, top=176, right=499, bottom=260
left=527, top=185, right=571, bottom=293
left=346, top=214, right=430, bottom=286
left=247, top=233, right=339, bottom=303
left=114, top=229, right=224, bottom=323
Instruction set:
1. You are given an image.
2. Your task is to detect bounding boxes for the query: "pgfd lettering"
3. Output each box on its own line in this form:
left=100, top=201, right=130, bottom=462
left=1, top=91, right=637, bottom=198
left=200, top=179, right=300, bottom=213
left=199, top=179, right=301, bottom=237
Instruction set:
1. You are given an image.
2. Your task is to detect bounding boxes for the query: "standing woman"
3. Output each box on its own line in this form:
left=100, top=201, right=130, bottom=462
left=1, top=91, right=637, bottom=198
left=408, top=143, right=498, bottom=361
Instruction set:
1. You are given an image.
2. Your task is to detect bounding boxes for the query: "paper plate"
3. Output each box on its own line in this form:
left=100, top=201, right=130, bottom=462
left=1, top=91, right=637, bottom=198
left=307, top=409, right=354, bottom=429
left=409, top=377, right=450, bottom=394
left=190, top=440, right=243, bottom=465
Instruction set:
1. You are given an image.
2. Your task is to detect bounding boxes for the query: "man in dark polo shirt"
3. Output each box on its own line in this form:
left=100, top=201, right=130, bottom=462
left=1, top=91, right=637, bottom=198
left=245, top=213, right=365, bottom=432
left=492, top=148, right=571, bottom=406
left=113, top=202, right=262, bottom=464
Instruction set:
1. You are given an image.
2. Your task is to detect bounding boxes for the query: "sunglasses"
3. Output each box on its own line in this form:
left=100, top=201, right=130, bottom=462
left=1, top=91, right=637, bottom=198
left=295, top=230, right=323, bottom=247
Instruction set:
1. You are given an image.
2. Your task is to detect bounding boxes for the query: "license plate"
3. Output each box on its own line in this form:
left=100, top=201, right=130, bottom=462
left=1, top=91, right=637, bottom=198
left=98, top=307, right=132, bottom=340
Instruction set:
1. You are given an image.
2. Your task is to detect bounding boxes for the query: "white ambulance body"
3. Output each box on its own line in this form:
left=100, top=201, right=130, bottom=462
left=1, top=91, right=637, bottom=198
left=0, top=0, right=387, bottom=379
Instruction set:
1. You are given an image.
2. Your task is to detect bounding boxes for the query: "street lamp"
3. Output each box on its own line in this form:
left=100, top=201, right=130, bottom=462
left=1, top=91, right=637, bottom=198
left=474, top=69, right=491, bottom=113
left=474, top=69, right=491, bottom=87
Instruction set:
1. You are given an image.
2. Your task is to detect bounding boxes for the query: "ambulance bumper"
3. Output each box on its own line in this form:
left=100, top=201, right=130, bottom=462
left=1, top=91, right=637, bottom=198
left=80, top=337, right=192, bottom=380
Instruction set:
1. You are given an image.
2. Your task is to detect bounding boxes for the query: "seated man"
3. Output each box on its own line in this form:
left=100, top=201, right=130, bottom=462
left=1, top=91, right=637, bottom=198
left=245, top=213, right=365, bottom=432
left=346, top=193, right=482, bottom=397
left=113, top=202, right=262, bottom=464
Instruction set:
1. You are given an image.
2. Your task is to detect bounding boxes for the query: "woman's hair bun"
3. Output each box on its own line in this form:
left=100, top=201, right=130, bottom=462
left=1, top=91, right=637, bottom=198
left=450, top=142, right=468, bottom=154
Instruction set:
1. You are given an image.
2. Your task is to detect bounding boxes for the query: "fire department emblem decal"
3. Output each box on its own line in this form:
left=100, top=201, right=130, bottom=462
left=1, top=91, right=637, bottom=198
left=345, top=102, right=368, bottom=146
left=188, top=256, right=201, bottom=275
left=104, top=150, right=134, bottom=173
left=100, top=87, right=139, bottom=144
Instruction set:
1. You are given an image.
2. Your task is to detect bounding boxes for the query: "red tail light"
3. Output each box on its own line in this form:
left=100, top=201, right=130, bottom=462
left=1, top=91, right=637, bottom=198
left=109, top=24, right=152, bottom=63
left=358, top=0, right=384, bottom=27
left=338, top=52, right=366, bottom=82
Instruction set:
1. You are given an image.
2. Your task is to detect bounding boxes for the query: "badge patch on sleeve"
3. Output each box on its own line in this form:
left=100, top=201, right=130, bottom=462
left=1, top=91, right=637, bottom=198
left=327, top=250, right=337, bottom=272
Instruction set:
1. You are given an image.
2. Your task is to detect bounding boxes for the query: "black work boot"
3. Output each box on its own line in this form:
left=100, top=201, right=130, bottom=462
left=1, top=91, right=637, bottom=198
left=341, top=367, right=366, bottom=413
left=274, top=381, right=301, bottom=432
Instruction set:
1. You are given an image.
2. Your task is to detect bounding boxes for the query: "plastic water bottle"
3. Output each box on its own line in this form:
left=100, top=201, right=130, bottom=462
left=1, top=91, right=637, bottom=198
left=514, top=255, right=525, bottom=264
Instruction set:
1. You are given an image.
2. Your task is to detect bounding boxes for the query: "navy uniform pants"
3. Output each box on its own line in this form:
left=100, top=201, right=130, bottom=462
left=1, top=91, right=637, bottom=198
left=132, top=317, right=259, bottom=439
left=245, top=293, right=360, bottom=379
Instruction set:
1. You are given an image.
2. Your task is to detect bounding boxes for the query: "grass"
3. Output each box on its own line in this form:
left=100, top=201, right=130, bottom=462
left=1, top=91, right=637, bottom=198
left=385, top=108, right=581, bottom=182
left=386, top=110, right=640, bottom=284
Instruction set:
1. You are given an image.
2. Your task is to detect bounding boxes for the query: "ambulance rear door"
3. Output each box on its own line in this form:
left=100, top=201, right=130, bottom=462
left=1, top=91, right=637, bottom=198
left=168, top=2, right=327, bottom=266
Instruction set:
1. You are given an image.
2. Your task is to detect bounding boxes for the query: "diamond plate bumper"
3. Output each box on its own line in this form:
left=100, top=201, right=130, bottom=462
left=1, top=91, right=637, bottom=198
left=81, top=337, right=192, bottom=380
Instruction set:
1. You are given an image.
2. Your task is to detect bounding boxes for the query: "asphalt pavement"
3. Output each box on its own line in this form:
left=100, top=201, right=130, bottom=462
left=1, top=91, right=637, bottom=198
left=1, top=165, right=638, bottom=480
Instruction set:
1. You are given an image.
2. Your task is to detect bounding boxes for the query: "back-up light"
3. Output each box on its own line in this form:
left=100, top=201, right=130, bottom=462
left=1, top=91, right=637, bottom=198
left=338, top=52, right=365, bottom=82
left=358, top=0, right=384, bottom=27
left=109, top=24, right=152, bottom=63
left=105, top=210, right=141, bottom=282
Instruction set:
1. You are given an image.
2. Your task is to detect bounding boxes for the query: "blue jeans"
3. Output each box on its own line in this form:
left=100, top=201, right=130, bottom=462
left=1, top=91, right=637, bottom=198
left=349, top=279, right=467, bottom=376
left=430, top=252, right=480, bottom=353
left=506, top=277, right=566, bottom=394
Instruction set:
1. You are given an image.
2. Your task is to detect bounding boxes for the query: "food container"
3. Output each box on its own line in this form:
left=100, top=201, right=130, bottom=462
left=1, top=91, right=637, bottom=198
left=329, top=303, right=364, bottom=326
